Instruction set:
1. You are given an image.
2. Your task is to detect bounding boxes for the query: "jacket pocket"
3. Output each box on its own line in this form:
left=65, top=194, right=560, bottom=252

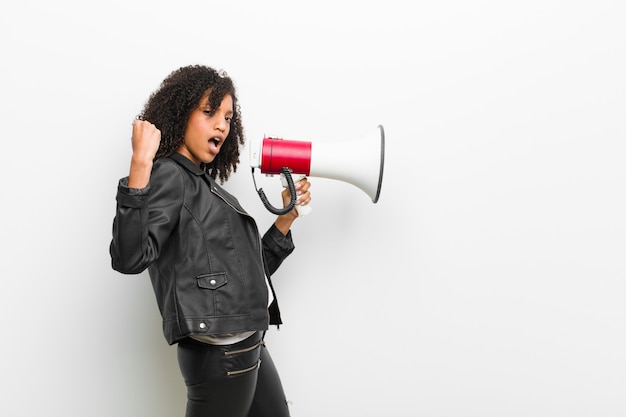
left=196, top=272, right=228, bottom=290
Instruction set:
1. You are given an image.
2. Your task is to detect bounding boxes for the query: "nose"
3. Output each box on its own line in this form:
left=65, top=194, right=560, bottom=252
left=215, top=118, right=227, bottom=133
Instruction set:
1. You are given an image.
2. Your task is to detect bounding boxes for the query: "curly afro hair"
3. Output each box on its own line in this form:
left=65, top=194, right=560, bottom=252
left=138, top=65, right=245, bottom=183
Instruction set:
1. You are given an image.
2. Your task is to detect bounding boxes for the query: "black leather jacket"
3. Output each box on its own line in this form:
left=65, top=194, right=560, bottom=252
left=110, top=153, right=294, bottom=345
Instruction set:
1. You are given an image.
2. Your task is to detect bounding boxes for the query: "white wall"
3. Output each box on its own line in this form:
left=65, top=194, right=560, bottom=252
left=2, top=1, right=625, bottom=416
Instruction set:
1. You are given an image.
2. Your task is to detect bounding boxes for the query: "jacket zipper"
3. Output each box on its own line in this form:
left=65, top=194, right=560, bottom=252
left=210, top=186, right=270, bottom=292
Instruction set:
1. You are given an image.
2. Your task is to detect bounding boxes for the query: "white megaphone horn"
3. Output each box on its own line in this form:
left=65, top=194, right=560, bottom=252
left=250, top=125, right=385, bottom=216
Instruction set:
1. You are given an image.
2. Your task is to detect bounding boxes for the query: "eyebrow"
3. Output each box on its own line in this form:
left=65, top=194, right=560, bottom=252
left=200, top=97, right=233, bottom=115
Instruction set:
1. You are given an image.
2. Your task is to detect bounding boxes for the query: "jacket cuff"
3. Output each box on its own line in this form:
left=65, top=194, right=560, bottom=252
left=116, top=177, right=150, bottom=208
left=264, top=224, right=295, bottom=256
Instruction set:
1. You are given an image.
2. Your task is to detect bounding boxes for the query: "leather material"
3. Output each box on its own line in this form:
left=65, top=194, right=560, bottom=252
left=177, top=332, right=290, bottom=417
left=110, top=153, right=294, bottom=344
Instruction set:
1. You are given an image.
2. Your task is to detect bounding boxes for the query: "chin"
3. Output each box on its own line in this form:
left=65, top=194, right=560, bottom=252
left=201, top=155, right=217, bottom=164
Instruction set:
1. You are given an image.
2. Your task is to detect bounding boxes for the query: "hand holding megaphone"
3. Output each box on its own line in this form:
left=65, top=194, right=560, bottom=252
left=250, top=125, right=385, bottom=215
left=280, top=173, right=312, bottom=216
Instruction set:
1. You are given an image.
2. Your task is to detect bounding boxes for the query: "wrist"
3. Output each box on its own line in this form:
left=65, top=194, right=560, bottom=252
left=131, top=153, right=154, bottom=167
left=274, top=210, right=298, bottom=235
left=128, top=158, right=153, bottom=189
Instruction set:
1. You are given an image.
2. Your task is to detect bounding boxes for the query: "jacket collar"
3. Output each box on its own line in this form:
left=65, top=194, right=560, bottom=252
left=167, top=152, right=249, bottom=215
left=168, top=152, right=206, bottom=176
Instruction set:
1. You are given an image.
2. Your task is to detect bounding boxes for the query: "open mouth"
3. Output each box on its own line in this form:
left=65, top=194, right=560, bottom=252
left=208, top=137, right=223, bottom=155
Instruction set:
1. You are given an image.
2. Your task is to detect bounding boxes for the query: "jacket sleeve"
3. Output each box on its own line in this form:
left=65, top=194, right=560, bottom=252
left=109, top=161, right=184, bottom=274
left=262, top=224, right=295, bottom=276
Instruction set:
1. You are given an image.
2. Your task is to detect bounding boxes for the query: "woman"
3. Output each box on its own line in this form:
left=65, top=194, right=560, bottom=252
left=110, top=65, right=310, bottom=416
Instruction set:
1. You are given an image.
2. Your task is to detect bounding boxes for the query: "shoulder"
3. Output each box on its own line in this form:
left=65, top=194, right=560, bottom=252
left=152, top=157, right=185, bottom=179
left=150, top=158, right=186, bottom=193
left=154, top=157, right=180, bottom=172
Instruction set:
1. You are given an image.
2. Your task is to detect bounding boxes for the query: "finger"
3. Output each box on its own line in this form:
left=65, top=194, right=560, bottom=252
left=298, top=181, right=310, bottom=193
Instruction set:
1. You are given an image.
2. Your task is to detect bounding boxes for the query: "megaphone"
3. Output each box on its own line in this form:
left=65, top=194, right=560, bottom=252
left=250, top=125, right=385, bottom=215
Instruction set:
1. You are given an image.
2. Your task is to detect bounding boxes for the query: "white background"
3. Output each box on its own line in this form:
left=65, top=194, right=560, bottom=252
left=1, top=1, right=625, bottom=416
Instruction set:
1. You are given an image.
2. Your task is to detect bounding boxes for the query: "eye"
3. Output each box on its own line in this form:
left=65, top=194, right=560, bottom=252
left=225, top=116, right=233, bottom=123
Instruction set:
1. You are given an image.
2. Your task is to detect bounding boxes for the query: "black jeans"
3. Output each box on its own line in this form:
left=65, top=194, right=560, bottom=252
left=177, top=332, right=290, bottom=417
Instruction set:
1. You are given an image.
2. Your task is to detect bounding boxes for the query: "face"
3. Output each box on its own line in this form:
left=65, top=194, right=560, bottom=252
left=177, top=93, right=233, bottom=166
